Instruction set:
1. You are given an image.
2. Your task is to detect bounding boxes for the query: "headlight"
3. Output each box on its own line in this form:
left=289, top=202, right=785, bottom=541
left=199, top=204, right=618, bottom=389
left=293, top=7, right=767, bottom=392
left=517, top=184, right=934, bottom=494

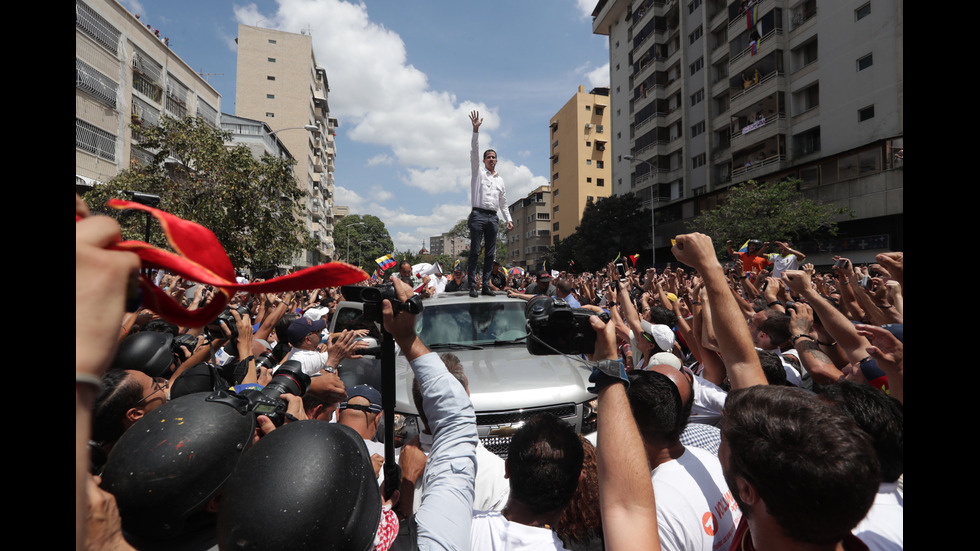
left=582, top=398, right=598, bottom=432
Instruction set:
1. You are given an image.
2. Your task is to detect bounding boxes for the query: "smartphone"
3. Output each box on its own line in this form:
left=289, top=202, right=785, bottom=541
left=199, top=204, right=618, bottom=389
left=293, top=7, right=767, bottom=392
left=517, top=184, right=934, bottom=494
left=615, top=262, right=627, bottom=280
left=834, top=258, right=848, bottom=269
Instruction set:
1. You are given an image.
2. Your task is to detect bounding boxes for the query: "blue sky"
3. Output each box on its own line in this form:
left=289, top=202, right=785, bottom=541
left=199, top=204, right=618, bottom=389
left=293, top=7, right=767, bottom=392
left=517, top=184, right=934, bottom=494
left=121, top=0, right=610, bottom=254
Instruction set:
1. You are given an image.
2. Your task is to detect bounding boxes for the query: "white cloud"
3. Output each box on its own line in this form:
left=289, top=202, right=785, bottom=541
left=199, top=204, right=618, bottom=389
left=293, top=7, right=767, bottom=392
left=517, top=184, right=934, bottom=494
left=365, top=153, right=393, bottom=167
left=575, top=0, right=597, bottom=19
left=586, top=63, right=610, bottom=88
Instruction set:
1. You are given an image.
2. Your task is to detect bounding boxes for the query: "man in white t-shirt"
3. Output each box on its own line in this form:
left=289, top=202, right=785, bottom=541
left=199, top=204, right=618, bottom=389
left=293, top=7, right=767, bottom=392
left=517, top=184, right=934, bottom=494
left=627, top=367, right=741, bottom=551
left=766, top=241, right=806, bottom=278
left=469, top=414, right=582, bottom=550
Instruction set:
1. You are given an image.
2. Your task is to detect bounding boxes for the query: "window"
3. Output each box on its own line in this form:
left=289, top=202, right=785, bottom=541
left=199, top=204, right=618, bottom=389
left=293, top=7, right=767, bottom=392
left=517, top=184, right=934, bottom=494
left=267, top=76, right=276, bottom=81
left=76, top=58, right=117, bottom=109
left=586, top=105, right=591, bottom=111
left=596, top=125, right=604, bottom=133
left=792, top=38, right=818, bottom=72
left=587, top=177, right=592, bottom=183
left=537, top=213, right=550, bottom=220
left=693, top=153, right=706, bottom=168
left=76, top=0, right=121, bottom=54
left=586, top=160, right=592, bottom=166
left=268, top=57, right=277, bottom=63
left=793, top=83, right=819, bottom=114
left=554, top=189, right=559, bottom=196
left=616, top=63, right=620, bottom=71
left=857, top=53, right=873, bottom=71
left=76, top=118, right=116, bottom=161
left=858, top=105, right=875, bottom=121
left=691, top=121, right=705, bottom=137
left=553, top=222, right=560, bottom=231
left=689, top=57, right=704, bottom=75
left=595, top=106, right=604, bottom=115
left=587, top=196, right=594, bottom=203
left=266, top=94, right=275, bottom=99
left=266, top=112, right=275, bottom=117
left=689, top=25, right=703, bottom=44
left=690, top=88, right=704, bottom=106
left=553, top=173, right=559, bottom=181
left=554, top=205, right=560, bottom=212
left=597, top=160, right=604, bottom=168
left=793, top=127, right=821, bottom=156
left=597, top=178, right=605, bottom=187
left=856, top=3, right=871, bottom=20
left=688, top=0, right=701, bottom=14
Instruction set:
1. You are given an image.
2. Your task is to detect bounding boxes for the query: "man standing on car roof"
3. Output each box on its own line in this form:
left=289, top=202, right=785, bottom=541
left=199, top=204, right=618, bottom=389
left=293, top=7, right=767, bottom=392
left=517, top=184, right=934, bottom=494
left=468, top=110, right=513, bottom=298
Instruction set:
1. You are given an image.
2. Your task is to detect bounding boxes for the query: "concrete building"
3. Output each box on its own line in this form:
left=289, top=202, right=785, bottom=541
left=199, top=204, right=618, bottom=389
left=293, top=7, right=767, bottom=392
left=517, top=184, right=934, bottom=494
left=549, top=86, right=613, bottom=244
left=592, top=0, right=903, bottom=264
left=429, top=233, right=470, bottom=259
left=235, top=24, right=338, bottom=266
left=221, top=113, right=294, bottom=161
left=507, top=185, right=554, bottom=272
left=76, top=0, right=221, bottom=191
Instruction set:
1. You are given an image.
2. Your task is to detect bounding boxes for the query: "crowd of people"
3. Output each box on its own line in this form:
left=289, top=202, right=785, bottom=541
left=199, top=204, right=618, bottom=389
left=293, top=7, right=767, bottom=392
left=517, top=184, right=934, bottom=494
left=77, top=192, right=902, bottom=551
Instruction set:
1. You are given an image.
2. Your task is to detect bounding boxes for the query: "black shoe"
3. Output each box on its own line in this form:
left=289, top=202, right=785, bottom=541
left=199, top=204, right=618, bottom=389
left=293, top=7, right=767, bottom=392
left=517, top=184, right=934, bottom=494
left=469, top=287, right=479, bottom=298
left=482, top=286, right=493, bottom=296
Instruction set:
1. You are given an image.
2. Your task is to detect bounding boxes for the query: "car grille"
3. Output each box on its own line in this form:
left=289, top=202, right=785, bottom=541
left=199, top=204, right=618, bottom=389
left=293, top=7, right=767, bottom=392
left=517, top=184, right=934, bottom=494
left=477, top=404, right=579, bottom=459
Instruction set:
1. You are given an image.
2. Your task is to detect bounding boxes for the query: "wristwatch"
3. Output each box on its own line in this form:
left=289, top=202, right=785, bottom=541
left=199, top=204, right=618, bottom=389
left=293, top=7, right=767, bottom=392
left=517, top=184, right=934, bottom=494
left=322, top=365, right=337, bottom=374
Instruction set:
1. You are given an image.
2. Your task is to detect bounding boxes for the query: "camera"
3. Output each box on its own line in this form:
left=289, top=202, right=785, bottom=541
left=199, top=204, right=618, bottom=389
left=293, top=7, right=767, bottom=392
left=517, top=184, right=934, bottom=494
left=525, top=295, right=608, bottom=356
left=206, top=360, right=311, bottom=427
left=171, top=333, right=200, bottom=366
left=205, top=305, right=252, bottom=340
left=340, top=284, right=423, bottom=324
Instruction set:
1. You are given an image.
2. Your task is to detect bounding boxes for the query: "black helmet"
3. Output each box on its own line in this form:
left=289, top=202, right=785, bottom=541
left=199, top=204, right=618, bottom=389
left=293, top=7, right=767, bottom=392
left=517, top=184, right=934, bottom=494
left=748, top=239, right=764, bottom=251
left=217, top=421, right=381, bottom=551
left=170, top=363, right=229, bottom=400
left=101, top=392, right=255, bottom=541
left=111, top=331, right=174, bottom=377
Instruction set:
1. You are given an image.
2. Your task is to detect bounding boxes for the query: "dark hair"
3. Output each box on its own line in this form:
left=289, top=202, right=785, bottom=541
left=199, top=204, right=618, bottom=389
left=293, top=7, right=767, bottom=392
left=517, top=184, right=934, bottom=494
left=92, top=370, right=143, bottom=444
left=555, top=435, right=602, bottom=546
left=647, top=305, right=677, bottom=328
left=756, top=350, right=790, bottom=386
left=759, top=310, right=791, bottom=345
left=627, top=370, right=689, bottom=444
left=506, top=413, right=584, bottom=514
left=400, top=260, right=412, bottom=269
left=818, top=381, right=903, bottom=482
left=143, top=319, right=179, bottom=336
left=722, top=386, right=879, bottom=545
left=483, top=149, right=496, bottom=160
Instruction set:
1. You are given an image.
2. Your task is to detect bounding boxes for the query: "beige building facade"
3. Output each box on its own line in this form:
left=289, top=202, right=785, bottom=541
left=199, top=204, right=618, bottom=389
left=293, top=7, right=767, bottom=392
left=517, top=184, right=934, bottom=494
left=76, top=0, right=221, bottom=190
left=507, top=185, right=553, bottom=272
left=549, top=86, right=613, bottom=244
left=235, top=25, right=338, bottom=266
left=593, top=0, right=903, bottom=264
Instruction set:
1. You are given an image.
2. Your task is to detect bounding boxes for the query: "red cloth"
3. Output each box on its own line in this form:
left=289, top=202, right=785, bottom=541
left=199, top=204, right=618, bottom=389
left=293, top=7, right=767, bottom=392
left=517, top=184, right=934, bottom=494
left=736, top=251, right=771, bottom=274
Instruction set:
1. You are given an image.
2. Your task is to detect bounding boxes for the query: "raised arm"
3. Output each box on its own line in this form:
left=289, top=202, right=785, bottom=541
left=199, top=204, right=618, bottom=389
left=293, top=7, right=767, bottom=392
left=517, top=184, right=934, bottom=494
left=673, top=233, right=766, bottom=389
left=782, top=269, right=872, bottom=364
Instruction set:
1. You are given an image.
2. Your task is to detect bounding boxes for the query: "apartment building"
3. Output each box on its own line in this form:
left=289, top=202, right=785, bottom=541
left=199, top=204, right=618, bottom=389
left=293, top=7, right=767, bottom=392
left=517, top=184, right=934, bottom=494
left=221, top=113, right=294, bottom=161
left=507, top=185, right=554, bottom=272
left=429, top=233, right=470, bottom=259
left=593, top=0, right=903, bottom=264
left=235, top=25, right=338, bottom=266
left=76, top=0, right=221, bottom=191
left=548, top=86, right=614, bottom=244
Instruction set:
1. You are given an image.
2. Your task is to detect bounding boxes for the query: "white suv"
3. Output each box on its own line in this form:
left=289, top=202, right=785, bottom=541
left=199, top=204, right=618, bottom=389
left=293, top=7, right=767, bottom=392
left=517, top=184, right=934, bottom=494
left=328, top=291, right=597, bottom=457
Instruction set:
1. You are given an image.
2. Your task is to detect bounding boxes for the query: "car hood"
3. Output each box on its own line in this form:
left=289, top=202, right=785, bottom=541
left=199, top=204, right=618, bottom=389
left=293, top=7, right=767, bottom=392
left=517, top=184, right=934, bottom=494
left=394, top=345, right=595, bottom=414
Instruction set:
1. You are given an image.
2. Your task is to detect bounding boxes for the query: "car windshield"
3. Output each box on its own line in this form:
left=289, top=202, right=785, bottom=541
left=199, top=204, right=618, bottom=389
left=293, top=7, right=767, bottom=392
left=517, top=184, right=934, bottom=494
left=416, top=301, right=528, bottom=346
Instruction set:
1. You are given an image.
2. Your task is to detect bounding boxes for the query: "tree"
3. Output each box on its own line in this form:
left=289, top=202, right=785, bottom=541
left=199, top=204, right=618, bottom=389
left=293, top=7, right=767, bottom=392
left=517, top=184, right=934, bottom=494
left=335, top=215, right=395, bottom=273
left=85, top=116, right=313, bottom=271
left=551, top=194, right=652, bottom=272
left=686, top=179, right=850, bottom=253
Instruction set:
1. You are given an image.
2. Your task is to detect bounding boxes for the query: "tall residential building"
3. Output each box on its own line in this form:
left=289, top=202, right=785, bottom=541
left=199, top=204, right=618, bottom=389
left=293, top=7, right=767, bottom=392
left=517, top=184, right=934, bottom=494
left=76, top=0, right=221, bottom=191
left=507, top=185, right=554, bottom=272
left=429, top=233, right=470, bottom=259
left=549, top=86, right=613, bottom=244
left=235, top=24, right=338, bottom=266
left=221, top=113, right=294, bottom=161
left=592, top=0, right=903, bottom=264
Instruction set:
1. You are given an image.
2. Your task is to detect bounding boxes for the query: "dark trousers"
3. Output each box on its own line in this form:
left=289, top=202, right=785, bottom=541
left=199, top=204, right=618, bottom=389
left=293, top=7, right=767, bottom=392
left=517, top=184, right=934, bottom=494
left=467, top=209, right=497, bottom=288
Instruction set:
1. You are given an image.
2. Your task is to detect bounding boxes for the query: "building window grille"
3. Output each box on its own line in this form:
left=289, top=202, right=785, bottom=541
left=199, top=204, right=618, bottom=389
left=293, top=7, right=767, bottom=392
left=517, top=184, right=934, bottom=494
left=166, top=74, right=190, bottom=118
left=76, top=58, right=117, bottom=109
left=76, top=118, right=116, bottom=161
left=76, top=0, right=120, bottom=54
left=132, top=48, right=164, bottom=103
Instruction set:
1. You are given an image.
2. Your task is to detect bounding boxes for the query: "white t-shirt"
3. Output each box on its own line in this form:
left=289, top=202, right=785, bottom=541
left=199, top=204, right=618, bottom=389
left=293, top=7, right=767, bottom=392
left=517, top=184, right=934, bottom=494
left=284, top=348, right=329, bottom=377
left=470, top=511, right=569, bottom=550
left=651, top=446, right=741, bottom=551
left=690, top=374, right=728, bottom=426
left=854, top=481, right=903, bottom=551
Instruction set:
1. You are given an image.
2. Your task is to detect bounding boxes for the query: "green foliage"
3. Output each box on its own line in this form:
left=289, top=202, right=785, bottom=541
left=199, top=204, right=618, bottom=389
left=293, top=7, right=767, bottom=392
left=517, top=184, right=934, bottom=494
left=686, top=179, right=850, bottom=253
left=551, top=193, right=652, bottom=272
left=85, top=116, right=314, bottom=270
left=335, top=215, right=395, bottom=273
